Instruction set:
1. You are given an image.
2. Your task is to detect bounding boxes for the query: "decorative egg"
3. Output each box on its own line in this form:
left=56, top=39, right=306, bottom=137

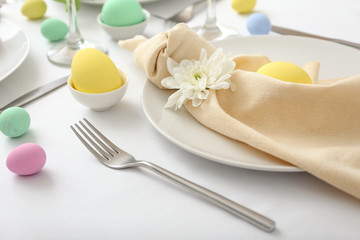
left=7, top=143, right=46, bottom=176
left=257, top=61, right=312, bottom=84
left=231, top=0, right=257, bottom=14
left=247, top=13, right=271, bottom=35
left=41, top=18, right=68, bottom=42
left=0, top=107, right=31, bottom=138
left=21, top=0, right=47, bottom=20
left=101, top=0, right=145, bottom=26
left=71, top=48, right=123, bottom=93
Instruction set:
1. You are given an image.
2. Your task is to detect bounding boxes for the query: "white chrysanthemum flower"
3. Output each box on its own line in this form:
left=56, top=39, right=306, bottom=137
left=161, top=48, right=235, bottom=110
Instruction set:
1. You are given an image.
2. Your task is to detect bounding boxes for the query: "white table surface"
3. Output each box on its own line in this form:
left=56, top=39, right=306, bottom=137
left=1, top=0, right=360, bottom=239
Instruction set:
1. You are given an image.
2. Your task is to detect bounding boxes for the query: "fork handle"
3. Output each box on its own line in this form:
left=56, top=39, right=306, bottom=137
left=137, top=161, right=276, bottom=232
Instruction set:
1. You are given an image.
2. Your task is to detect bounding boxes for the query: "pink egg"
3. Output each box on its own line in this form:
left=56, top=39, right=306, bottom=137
left=6, top=143, right=46, bottom=175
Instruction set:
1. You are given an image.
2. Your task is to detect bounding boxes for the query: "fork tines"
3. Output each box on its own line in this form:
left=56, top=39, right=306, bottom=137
left=71, top=118, right=120, bottom=160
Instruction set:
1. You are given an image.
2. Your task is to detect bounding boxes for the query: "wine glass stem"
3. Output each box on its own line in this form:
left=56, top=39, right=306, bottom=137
left=203, top=0, right=219, bottom=31
left=66, top=0, right=84, bottom=48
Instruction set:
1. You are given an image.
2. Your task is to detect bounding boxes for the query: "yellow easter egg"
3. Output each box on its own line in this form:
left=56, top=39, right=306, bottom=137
left=231, top=0, right=257, bottom=14
left=257, top=61, right=312, bottom=84
left=21, top=0, right=47, bottom=20
left=71, top=48, right=123, bottom=93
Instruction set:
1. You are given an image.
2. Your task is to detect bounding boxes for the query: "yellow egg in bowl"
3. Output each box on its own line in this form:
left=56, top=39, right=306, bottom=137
left=68, top=71, right=128, bottom=112
left=68, top=48, right=128, bottom=111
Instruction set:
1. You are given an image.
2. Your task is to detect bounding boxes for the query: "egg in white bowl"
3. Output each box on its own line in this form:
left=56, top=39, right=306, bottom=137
left=97, top=9, right=150, bottom=40
left=68, top=72, right=128, bottom=112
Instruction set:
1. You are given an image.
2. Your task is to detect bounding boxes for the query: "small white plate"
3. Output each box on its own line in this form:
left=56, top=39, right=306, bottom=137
left=0, top=19, right=30, bottom=82
left=141, top=35, right=360, bottom=172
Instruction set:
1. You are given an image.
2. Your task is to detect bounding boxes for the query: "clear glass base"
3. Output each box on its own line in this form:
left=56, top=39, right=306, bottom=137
left=194, top=24, right=239, bottom=42
left=47, top=40, right=108, bottom=67
left=0, top=0, right=15, bottom=3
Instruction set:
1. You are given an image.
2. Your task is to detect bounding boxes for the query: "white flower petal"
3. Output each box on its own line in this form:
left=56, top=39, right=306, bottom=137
left=192, top=98, right=203, bottom=107
left=176, top=94, right=187, bottom=110
left=164, top=90, right=183, bottom=108
left=214, top=73, right=231, bottom=84
left=174, top=73, right=186, bottom=83
left=161, top=47, right=236, bottom=110
left=179, top=59, right=193, bottom=69
left=199, top=48, right=207, bottom=63
left=209, top=82, right=230, bottom=90
left=161, top=77, right=180, bottom=89
left=182, top=88, right=195, bottom=98
left=220, top=61, right=236, bottom=75
left=208, top=48, right=222, bottom=63
left=196, top=89, right=209, bottom=99
left=167, top=58, right=179, bottom=76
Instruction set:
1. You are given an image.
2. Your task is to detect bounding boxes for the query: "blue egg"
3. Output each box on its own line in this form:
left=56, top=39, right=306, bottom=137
left=247, top=13, right=271, bottom=35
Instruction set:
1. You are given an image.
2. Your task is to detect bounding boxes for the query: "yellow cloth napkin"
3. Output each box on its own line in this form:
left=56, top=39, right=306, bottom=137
left=119, top=23, right=360, bottom=199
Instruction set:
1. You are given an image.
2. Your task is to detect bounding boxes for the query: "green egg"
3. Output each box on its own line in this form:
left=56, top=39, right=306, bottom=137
left=41, top=18, right=69, bottom=42
left=101, top=0, right=145, bottom=26
left=0, top=107, right=31, bottom=138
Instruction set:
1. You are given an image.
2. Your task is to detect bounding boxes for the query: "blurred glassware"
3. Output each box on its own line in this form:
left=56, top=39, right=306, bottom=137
left=47, top=0, right=107, bottom=66
left=0, top=0, right=14, bottom=4
left=195, top=0, right=238, bottom=41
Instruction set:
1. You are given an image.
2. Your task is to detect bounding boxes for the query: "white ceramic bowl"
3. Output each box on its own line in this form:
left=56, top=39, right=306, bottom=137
left=97, top=9, right=150, bottom=40
left=68, top=70, right=128, bottom=111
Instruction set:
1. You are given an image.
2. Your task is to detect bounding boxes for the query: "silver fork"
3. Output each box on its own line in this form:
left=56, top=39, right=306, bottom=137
left=70, top=118, right=276, bottom=232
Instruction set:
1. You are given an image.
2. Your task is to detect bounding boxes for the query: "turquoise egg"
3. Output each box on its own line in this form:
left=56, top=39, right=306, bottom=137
left=101, top=0, right=145, bottom=26
left=247, top=13, right=271, bottom=35
left=0, top=107, right=31, bottom=138
left=41, top=18, right=68, bottom=42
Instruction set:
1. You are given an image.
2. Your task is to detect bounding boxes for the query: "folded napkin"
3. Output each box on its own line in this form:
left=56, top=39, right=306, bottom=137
left=119, top=23, right=360, bottom=199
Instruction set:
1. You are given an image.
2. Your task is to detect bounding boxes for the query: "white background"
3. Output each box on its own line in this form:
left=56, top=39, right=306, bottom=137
left=1, top=0, right=360, bottom=239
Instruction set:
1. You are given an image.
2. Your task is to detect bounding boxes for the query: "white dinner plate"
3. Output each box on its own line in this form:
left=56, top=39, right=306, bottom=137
left=0, top=19, right=30, bottom=82
left=141, top=35, right=360, bottom=172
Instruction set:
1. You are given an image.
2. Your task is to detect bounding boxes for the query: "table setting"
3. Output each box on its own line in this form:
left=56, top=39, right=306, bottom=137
left=1, top=0, right=360, bottom=239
